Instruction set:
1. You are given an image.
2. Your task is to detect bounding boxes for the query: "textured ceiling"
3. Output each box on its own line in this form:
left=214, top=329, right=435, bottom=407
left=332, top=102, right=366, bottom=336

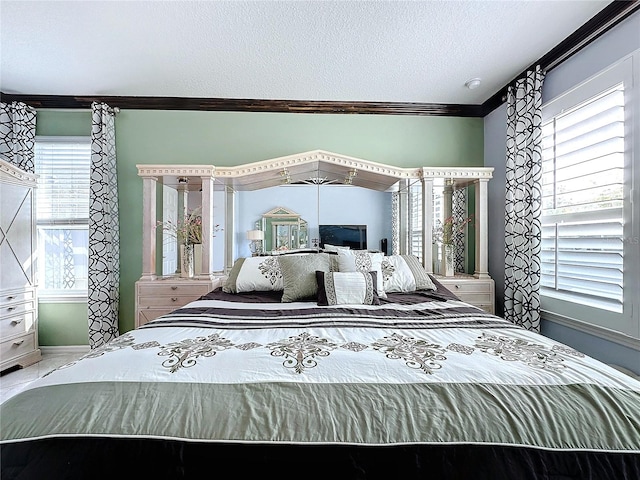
left=0, top=0, right=612, bottom=105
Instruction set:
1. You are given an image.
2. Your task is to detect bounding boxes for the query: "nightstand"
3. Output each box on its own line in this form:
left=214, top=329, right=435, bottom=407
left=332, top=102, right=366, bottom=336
left=135, top=276, right=225, bottom=328
left=436, top=275, right=495, bottom=314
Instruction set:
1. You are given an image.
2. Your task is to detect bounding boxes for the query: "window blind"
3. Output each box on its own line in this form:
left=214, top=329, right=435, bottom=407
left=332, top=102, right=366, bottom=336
left=35, top=138, right=91, bottom=223
left=541, top=84, right=624, bottom=311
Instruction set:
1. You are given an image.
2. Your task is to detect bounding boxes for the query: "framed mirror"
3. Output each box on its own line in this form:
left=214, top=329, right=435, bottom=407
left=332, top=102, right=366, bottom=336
left=258, top=207, right=308, bottom=253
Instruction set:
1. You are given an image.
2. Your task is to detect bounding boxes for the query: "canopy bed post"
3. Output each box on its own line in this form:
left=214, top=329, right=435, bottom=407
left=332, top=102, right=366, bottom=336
left=398, top=179, right=409, bottom=254
left=421, top=176, right=434, bottom=272
left=474, top=177, right=490, bottom=279
left=199, top=174, right=214, bottom=279
left=140, top=175, right=157, bottom=280
left=225, top=185, right=235, bottom=271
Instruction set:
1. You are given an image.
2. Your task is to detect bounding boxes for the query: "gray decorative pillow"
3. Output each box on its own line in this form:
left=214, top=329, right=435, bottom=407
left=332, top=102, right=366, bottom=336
left=381, top=254, right=436, bottom=293
left=278, top=253, right=331, bottom=302
left=223, top=256, right=283, bottom=293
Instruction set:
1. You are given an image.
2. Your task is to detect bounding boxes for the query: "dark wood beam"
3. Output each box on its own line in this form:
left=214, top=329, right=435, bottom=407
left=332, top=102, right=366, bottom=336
left=0, top=93, right=484, bottom=117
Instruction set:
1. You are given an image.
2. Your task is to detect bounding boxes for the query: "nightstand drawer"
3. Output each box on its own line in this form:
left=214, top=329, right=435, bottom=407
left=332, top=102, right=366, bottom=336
left=137, top=295, right=202, bottom=308
left=136, top=283, right=212, bottom=297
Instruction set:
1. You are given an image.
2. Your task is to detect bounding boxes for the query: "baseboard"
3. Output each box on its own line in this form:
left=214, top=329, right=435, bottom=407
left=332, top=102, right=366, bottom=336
left=40, top=345, right=90, bottom=355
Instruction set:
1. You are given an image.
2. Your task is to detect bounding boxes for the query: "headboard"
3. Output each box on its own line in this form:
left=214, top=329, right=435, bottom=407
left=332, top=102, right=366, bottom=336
left=137, top=149, right=493, bottom=280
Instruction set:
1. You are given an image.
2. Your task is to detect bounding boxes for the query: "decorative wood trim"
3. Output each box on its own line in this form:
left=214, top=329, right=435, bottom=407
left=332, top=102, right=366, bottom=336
left=0, top=158, right=38, bottom=186
left=136, top=165, right=216, bottom=178
left=482, top=1, right=640, bottom=115
left=0, top=93, right=483, bottom=117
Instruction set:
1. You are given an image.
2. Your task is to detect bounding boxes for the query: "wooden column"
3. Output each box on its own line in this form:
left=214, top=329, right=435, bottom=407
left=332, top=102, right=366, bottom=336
left=474, top=178, right=490, bottom=278
left=140, top=176, right=157, bottom=280
left=421, top=177, right=434, bottom=272
left=199, top=175, right=214, bottom=278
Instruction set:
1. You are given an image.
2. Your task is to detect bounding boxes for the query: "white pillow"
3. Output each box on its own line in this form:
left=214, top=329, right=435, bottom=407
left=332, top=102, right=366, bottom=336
left=223, top=256, right=283, bottom=293
left=336, top=250, right=386, bottom=298
left=381, top=254, right=437, bottom=293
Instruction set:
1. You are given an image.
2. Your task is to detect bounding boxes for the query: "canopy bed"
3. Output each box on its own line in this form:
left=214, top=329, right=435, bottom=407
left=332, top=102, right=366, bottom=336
left=1, top=151, right=638, bottom=479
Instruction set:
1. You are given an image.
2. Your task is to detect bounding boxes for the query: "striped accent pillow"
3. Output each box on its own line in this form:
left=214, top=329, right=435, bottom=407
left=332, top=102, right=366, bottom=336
left=316, top=271, right=380, bottom=306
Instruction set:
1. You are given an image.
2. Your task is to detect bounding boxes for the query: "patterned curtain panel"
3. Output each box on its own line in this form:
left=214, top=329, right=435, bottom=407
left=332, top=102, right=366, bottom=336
left=0, top=101, right=36, bottom=173
left=504, top=66, right=545, bottom=332
left=88, top=102, right=120, bottom=348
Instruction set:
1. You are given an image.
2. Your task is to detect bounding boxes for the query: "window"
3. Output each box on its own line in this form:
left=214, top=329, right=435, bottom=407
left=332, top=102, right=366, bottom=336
left=540, top=55, right=638, bottom=340
left=408, top=182, right=423, bottom=261
left=35, top=137, right=91, bottom=300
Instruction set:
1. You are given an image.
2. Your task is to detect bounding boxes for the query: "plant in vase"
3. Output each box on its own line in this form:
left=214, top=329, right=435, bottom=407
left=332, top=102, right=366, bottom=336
left=433, top=215, right=473, bottom=276
left=157, top=207, right=221, bottom=277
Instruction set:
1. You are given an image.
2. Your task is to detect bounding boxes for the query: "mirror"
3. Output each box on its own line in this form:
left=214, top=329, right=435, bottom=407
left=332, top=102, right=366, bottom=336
left=257, top=207, right=308, bottom=253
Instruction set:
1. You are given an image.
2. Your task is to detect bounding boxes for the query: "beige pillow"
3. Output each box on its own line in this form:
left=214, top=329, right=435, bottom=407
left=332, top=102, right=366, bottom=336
left=278, top=253, right=332, bottom=302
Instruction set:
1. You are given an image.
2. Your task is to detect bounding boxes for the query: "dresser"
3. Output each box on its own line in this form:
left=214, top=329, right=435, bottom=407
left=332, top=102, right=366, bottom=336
left=436, top=275, right=495, bottom=314
left=135, top=277, right=224, bottom=328
left=0, top=159, right=41, bottom=371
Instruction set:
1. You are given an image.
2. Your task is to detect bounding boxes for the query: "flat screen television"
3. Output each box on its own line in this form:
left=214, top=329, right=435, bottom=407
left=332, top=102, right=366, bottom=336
left=319, top=224, right=367, bottom=250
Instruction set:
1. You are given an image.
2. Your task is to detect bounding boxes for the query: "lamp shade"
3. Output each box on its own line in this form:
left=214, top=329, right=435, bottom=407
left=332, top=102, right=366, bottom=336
left=247, top=229, right=264, bottom=241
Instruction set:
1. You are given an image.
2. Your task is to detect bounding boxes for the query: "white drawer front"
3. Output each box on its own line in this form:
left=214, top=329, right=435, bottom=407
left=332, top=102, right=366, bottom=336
left=137, top=295, right=202, bottom=308
left=0, top=332, right=36, bottom=362
left=0, top=310, right=36, bottom=339
left=0, top=300, right=35, bottom=319
left=137, top=282, right=212, bottom=297
left=0, top=289, right=35, bottom=306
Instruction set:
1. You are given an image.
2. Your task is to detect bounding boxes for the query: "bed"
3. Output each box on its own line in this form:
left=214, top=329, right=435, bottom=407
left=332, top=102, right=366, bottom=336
left=1, top=252, right=639, bottom=479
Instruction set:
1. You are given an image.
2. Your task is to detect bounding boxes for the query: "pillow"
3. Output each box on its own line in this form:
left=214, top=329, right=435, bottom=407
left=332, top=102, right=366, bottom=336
left=336, top=250, right=386, bottom=298
left=316, top=271, right=380, bottom=306
left=323, top=243, right=351, bottom=253
left=222, top=256, right=283, bottom=293
left=277, top=253, right=332, bottom=302
left=381, top=254, right=437, bottom=293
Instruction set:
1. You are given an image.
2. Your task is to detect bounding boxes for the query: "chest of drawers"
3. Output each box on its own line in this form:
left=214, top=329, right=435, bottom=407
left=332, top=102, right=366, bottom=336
left=435, top=276, right=495, bottom=314
left=0, top=287, right=41, bottom=371
left=135, top=277, right=225, bottom=328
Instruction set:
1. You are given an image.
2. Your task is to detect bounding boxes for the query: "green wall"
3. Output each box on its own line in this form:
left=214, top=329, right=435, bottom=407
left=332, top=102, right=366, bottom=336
left=36, top=109, right=483, bottom=345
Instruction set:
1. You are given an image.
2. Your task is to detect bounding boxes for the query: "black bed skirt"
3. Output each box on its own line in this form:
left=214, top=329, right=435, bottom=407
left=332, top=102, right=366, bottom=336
left=2, top=439, right=638, bottom=480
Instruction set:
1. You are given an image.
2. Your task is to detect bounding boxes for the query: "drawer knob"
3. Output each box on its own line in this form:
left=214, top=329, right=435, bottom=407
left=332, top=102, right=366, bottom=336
left=171, top=297, right=178, bottom=302
left=171, top=286, right=178, bottom=290
left=7, top=295, right=15, bottom=300
left=11, top=319, right=23, bottom=325
left=13, top=340, right=24, bottom=346
left=455, top=285, right=460, bottom=289
left=7, top=306, right=16, bottom=311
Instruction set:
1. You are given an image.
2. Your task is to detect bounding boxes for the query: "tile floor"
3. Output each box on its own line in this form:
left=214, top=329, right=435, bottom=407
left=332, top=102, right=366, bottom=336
left=0, top=350, right=85, bottom=404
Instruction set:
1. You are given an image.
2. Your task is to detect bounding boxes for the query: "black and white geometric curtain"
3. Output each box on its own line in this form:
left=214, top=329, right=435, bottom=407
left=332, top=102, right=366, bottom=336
left=452, top=189, right=466, bottom=273
left=88, top=102, right=120, bottom=348
left=0, top=101, right=36, bottom=172
left=504, top=66, right=545, bottom=332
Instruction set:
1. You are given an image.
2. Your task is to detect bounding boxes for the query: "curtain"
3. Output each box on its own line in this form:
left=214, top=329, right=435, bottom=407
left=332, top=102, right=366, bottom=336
left=504, top=66, right=545, bottom=332
left=0, top=101, right=36, bottom=172
left=88, top=102, right=120, bottom=348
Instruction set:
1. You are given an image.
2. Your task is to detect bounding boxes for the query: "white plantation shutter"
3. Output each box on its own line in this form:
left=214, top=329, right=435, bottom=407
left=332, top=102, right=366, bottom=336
left=35, top=137, right=91, bottom=223
left=541, top=84, right=624, bottom=312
